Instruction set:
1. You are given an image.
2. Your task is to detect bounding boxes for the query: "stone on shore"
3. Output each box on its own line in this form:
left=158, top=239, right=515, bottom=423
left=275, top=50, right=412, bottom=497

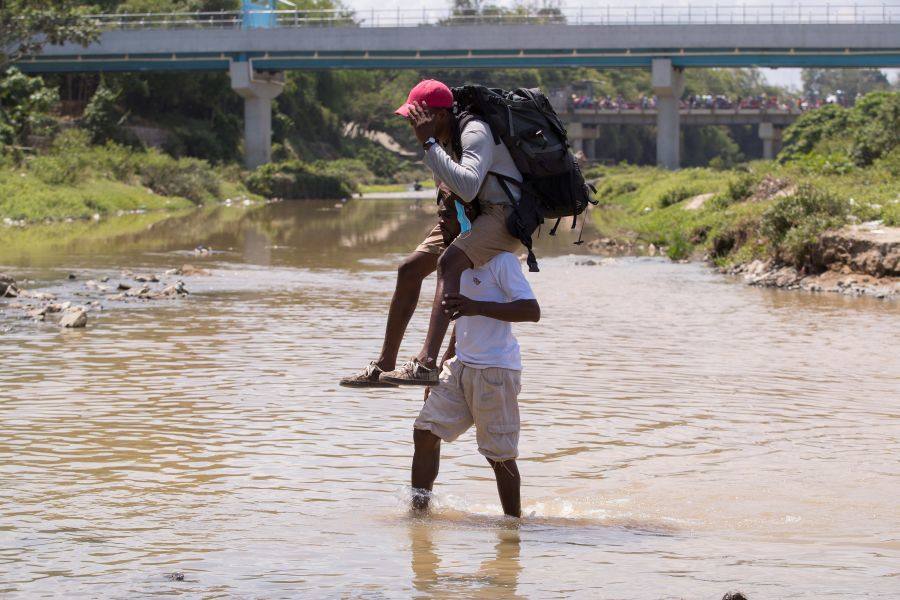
left=59, top=307, right=88, bottom=328
left=178, top=264, right=210, bottom=277
left=153, top=281, right=188, bottom=298
left=19, top=289, right=55, bottom=301
left=124, top=285, right=151, bottom=298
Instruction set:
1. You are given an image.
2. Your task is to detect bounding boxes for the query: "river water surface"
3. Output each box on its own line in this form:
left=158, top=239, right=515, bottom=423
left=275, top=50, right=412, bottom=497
left=1, top=200, right=898, bottom=599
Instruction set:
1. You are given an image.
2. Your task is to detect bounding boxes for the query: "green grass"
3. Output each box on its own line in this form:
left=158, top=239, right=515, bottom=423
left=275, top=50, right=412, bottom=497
left=0, top=172, right=194, bottom=222
left=588, top=160, right=900, bottom=268
left=0, top=130, right=261, bottom=224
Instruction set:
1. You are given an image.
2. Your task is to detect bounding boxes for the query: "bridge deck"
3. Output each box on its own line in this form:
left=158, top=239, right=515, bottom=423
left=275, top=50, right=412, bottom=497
left=18, top=22, right=900, bottom=73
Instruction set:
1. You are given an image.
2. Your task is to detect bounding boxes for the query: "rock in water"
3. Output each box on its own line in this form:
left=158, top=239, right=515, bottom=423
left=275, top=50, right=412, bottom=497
left=59, top=307, right=88, bottom=328
left=0, top=273, right=18, bottom=298
left=124, top=285, right=151, bottom=298
left=153, top=281, right=188, bottom=298
left=179, top=264, right=210, bottom=276
left=165, top=572, right=185, bottom=581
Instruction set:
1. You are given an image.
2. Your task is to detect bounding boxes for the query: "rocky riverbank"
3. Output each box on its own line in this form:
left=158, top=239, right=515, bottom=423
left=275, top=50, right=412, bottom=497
left=722, top=223, right=900, bottom=299
left=0, top=262, right=211, bottom=329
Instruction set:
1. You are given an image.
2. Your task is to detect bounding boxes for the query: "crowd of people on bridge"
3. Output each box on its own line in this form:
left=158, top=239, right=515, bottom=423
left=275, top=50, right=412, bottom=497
left=562, top=91, right=857, bottom=112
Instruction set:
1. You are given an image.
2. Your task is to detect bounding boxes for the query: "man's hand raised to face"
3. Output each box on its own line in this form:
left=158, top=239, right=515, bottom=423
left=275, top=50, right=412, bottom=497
left=407, top=100, right=438, bottom=144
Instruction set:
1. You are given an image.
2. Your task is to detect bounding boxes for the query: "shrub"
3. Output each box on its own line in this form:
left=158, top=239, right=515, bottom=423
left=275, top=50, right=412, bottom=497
left=245, top=160, right=354, bottom=199
left=354, top=142, right=405, bottom=180
left=883, top=201, right=900, bottom=227
left=709, top=172, right=757, bottom=209
left=850, top=92, right=900, bottom=166
left=136, top=152, right=220, bottom=203
left=82, top=83, right=127, bottom=145
left=28, top=129, right=92, bottom=185
left=665, top=233, right=692, bottom=260
left=761, top=184, right=849, bottom=268
left=780, top=103, right=851, bottom=162
left=791, top=152, right=856, bottom=175
left=312, top=158, right=375, bottom=185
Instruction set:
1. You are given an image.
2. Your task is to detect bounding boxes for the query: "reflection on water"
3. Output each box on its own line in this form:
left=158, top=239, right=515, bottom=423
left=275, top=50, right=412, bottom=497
left=1, top=199, right=898, bottom=598
left=410, top=522, right=522, bottom=599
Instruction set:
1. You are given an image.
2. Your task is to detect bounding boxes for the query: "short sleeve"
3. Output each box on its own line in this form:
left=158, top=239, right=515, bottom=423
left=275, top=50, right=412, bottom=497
left=492, top=253, right=536, bottom=302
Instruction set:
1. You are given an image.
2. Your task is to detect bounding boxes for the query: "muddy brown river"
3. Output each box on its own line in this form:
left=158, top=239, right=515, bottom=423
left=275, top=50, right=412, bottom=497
left=1, top=200, right=898, bottom=598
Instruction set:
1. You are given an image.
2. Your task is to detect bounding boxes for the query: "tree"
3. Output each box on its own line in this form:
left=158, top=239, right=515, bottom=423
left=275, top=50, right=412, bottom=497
left=0, top=67, right=59, bottom=145
left=1, top=0, right=99, bottom=71
left=802, top=68, right=890, bottom=102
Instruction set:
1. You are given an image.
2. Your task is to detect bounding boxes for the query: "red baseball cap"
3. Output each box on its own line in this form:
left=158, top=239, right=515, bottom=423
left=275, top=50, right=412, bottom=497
left=394, top=79, right=453, bottom=117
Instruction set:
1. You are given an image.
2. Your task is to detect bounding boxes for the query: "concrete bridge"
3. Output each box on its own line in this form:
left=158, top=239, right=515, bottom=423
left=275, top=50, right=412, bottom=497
left=15, top=5, right=900, bottom=168
left=554, top=103, right=802, bottom=160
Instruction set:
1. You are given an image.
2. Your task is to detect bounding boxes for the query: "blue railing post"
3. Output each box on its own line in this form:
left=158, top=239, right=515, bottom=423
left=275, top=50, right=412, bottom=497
left=242, top=0, right=276, bottom=29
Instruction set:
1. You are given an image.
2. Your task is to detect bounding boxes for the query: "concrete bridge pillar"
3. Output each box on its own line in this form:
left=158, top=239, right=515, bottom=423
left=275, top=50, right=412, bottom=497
left=651, top=58, right=684, bottom=170
left=567, top=122, right=587, bottom=158
left=758, top=122, right=782, bottom=160
left=230, top=61, right=284, bottom=169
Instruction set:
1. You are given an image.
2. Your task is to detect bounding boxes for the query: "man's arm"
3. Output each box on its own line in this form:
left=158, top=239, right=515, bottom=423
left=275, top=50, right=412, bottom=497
left=422, top=121, right=494, bottom=203
left=442, top=294, right=540, bottom=323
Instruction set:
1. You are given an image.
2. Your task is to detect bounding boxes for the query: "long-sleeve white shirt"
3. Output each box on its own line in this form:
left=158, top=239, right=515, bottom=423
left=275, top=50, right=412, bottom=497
left=423, top=119, right=522, bottom=205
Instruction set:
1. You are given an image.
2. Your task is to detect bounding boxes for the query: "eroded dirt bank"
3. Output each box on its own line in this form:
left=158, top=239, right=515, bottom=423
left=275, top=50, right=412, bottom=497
left=724, top=223, right=900, bottom=299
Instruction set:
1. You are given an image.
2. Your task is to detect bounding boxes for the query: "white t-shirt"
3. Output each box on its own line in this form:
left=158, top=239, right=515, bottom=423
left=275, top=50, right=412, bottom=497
left=455, top=252, right=536, bottom=371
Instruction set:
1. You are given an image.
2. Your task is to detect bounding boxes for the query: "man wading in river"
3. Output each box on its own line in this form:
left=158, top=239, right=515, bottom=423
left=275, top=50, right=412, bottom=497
left=410, top=196, right=540, bottom=518
left=338, top=79, right=525, bottom=388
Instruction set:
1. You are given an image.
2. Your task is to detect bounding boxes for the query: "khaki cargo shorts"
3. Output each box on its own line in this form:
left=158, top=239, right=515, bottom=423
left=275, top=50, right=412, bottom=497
left=451, top=201, right=521, bottom=268
left=415, top=223, right=446, bottom=256
left=414, top=357, right=522, bottom=462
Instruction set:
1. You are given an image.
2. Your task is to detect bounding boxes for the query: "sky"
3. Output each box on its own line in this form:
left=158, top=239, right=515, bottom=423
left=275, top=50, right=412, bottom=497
left=340, top=0, right=899, bottom=90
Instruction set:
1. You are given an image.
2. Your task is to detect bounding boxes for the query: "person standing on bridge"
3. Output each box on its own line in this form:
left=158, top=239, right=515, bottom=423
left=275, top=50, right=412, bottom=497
left=339, top=79, right=525, bottom=388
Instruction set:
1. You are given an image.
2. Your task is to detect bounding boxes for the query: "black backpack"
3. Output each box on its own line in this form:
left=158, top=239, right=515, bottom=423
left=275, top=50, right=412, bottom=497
left=451, top=85, right=597, bottom=271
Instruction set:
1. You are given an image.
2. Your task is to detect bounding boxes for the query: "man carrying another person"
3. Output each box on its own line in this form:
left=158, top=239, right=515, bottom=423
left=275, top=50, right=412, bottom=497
left=339, top=79, right=525, bottom=388
left=410, top=192, right=540, bottom=518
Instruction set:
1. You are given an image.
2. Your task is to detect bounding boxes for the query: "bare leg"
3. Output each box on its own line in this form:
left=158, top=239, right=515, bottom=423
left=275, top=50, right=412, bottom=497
left=376, top=251, right=438, bottom=371
left=487, top=458, right=521, bottom=518
left=416, top=245, right=472, bottom=368
left=411, top=428, right=442, bottom=512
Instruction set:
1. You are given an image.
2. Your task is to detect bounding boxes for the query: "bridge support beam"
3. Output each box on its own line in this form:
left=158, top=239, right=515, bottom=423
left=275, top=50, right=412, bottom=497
left=651, top=58, right=684, bottom=170
left=230, top=61, right=284, bottom=169
left=567, top=122, right=587, bottom=158
left=758, top=122, right=782, bottom=160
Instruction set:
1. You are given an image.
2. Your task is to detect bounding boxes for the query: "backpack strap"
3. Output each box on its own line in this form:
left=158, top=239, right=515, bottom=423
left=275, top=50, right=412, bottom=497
left=549, top=218, right=561, bottom=236
left=492, top=172, right=539, bottom=273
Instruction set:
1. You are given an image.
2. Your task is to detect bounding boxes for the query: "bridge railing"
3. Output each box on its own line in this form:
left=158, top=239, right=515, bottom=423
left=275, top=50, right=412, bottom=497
left=87, top=3, right=900, bottom=30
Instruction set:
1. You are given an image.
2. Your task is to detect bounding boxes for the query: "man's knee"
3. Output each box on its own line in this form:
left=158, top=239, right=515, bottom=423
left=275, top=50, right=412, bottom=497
left=437, top=246, right=472, bottom=279
left=487, top=457, right=519, bottom=476
left=413, top=428, right=442, bottom=451
left=398, top=252, right=436, bottom=285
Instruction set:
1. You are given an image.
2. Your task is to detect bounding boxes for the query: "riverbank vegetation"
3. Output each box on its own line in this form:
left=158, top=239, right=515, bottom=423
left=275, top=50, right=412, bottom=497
left=0, top=128, right=259, bottom=223
left=589, top=91, right=900, bottom=268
